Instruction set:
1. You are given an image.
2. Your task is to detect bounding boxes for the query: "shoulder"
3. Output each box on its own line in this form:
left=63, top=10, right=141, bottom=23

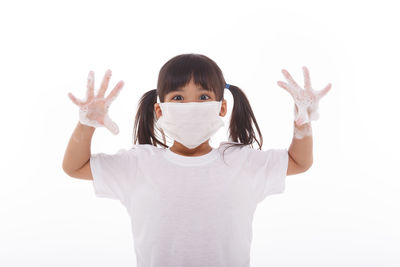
left=217, top=141, right=287, bottom=167
left=126, top=143, right=167, bottom=157
left=217, top=141, right=249, bottom=153
left=216, top=141, right=252, bottom=163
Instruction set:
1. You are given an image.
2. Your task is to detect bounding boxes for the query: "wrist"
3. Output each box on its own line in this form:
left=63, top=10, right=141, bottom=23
left=77, top=121, right=96, bottom=132
left=294, top=120, right=311, bottom=128
left=293, top=121, right=312, bottom=139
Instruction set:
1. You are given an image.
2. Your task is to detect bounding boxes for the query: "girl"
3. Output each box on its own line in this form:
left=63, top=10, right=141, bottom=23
left=63, top=53, right=331, bottom=267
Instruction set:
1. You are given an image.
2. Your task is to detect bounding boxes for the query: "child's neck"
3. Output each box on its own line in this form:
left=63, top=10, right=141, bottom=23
left=169, top=141, right=213, bottom=157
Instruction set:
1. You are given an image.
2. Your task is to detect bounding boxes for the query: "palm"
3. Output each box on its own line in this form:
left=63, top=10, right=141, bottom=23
left=68, top=69, right=124, bottom=134
left=82, top=98, right=109, bottom=125
left=277, top=66, right=331, bottom=126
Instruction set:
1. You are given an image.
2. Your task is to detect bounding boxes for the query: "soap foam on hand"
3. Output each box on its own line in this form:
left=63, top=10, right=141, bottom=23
left=277, top=66, right=332, bottom=138
left=67, top=69, right=124, bottom=135
left=293, top=114, right=313, bottom=139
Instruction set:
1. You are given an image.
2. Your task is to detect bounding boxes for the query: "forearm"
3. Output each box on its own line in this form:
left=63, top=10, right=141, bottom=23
left=62, top=122, right=95, bottom=174
left=288, top=121, right=313, bottom=170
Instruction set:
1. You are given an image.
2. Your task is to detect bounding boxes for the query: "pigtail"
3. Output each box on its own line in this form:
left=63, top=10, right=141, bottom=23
left=225, top=85, right=263, bottom=150
left=132, top=89, right=167, bottom=148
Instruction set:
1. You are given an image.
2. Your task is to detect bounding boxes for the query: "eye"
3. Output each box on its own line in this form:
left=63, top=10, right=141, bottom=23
left=172, top=95, right=183, bottom=100
left=171, top=94, right=211, bottom=101
left=200, top=94, right=211, bottom=100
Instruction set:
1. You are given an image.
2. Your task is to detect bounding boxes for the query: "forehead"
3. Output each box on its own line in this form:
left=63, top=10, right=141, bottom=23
left=173, top=86, right=207, bottom=92
left=169, top=81, right=214, bottom=94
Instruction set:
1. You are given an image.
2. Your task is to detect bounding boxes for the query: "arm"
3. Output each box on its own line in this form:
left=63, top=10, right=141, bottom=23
left=277, top=66, right=331, bottom=174
left=62, top=122, right=95, bottom=177
left=288, top=121, right=313, bottom=173
left=63, top=69, right=124, bottom=179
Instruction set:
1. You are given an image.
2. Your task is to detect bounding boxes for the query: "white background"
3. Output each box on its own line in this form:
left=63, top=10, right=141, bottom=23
left=1, top=0, right=399, bottom=266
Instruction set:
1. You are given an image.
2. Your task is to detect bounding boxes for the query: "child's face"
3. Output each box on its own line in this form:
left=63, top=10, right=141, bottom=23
left=154, top=79, right=227, bottom=119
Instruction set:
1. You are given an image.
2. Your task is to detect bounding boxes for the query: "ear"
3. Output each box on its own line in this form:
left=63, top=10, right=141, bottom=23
left=219, top=99, right=227, bottom=117
left=154, top=103, right=162, bottom=119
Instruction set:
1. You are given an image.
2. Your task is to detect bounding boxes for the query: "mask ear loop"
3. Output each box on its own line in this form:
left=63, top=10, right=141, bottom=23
left=155, top=90, right=167, bottom=146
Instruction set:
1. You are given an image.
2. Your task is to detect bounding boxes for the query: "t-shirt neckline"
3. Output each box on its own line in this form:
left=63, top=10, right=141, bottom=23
left=164, top=147, right=219, bottom=166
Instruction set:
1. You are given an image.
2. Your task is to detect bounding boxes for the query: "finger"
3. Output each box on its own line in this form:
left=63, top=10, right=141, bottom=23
left=103, top=115, right=120, bottom=135
left=86, top=70, right=95, bottom=102
left=277, top=81, right=295, bottom=95
left=317, top=83, right=332, bottom=99
left=282, top=69, right=301, bottom=88
left=302, top=66, right=312, bottom=90
left=106, top=80, right=124, bottom=104
left=98, top=69, right=112, bottom=98
left=68, top=92, right=85, bottom=107
left=295, top=106, right=310, bottom=126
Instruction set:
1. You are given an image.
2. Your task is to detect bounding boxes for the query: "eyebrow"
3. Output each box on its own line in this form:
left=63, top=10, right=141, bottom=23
left=174, top=87, right=209, bottom=92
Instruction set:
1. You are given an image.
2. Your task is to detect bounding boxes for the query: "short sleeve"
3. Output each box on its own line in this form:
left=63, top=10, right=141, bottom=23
left=90, top=147, right=137, bottom=203
left=249, top=148, right=289, bottom=203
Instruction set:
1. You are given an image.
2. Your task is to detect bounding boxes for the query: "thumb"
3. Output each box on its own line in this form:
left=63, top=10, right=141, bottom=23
left=295, top=105, right=310, bottom=126
left=103, top=115, right=120, bottom=135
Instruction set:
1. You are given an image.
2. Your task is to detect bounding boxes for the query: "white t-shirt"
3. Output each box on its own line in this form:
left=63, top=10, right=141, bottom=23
left=90, top=141, right=288, bottom=267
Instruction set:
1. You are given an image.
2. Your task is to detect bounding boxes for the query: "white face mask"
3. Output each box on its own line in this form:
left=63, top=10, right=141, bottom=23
left=155, top=101, right=225, bottom=149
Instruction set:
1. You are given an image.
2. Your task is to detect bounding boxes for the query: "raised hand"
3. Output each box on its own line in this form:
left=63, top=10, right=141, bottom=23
left=68, top=69, right=124, bottom=135
left=277, top=66, right=332, bottom=127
